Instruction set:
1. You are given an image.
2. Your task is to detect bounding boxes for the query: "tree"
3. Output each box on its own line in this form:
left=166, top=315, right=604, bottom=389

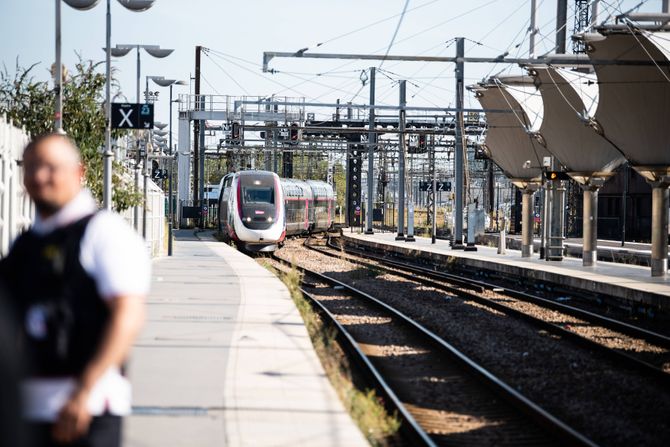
left=0, top=57, right=141, bottom=211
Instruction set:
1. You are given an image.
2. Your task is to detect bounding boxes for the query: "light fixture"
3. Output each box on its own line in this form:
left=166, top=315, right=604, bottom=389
left=63, top=0, right=101, bottom=10
left=117, top=0, right=155, bottom=12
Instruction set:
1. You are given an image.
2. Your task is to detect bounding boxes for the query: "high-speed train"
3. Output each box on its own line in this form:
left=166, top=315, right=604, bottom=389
left=217, top=170, right=335, bottom=252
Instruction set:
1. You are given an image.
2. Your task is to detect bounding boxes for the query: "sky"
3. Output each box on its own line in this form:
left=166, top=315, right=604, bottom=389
left=0, top=0, right=664, bottom=127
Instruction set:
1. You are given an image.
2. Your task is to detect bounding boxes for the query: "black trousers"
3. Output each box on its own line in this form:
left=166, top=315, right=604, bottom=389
left=28, top=415, right=121, bottom=447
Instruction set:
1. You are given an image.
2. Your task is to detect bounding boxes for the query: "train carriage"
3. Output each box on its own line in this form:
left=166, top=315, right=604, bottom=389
left=218, top=170, right=335, bottom=252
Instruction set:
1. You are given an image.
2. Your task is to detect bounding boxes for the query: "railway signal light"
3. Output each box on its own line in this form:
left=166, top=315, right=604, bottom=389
left=231, top=122, right=241, bottom=144
left=544, top=171, right=570, bottom=181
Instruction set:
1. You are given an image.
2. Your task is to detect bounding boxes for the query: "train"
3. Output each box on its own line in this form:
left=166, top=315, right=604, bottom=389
left=217, top=170, right=335, bottom=252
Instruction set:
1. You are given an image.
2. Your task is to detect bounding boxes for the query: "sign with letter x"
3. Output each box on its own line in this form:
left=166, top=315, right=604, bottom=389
left=112, top=103, right=154, bottom=129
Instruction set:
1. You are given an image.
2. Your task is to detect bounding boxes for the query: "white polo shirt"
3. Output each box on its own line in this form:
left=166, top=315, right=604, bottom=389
left=21, top=189, right=150, bottom=421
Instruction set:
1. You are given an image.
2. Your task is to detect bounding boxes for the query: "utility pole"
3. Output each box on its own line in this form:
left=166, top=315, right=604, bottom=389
left=453, top=37, right=465, bottom=249
left=193, top=45, right=201, bottom=205
left=365, top=67, right=376, bottom=234
left=529, top=0, right=538, bottom=58
left=556, top=0, right=568, bottom=54
left=395, top=80, right=406, bottom=241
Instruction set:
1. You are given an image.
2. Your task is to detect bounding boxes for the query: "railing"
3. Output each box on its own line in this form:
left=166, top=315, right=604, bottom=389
left=0, top=116, right=33, bottom=257
left=178, top=94, right=305, bottom=122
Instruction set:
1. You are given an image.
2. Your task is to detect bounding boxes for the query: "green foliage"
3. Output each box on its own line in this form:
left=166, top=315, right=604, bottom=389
left=0, top=57, right=140, bottom=211
left=333, top=161, right=346, bottom=210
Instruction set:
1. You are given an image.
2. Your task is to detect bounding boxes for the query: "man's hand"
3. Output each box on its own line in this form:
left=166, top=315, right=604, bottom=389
left=52, top=388, right=92, bottom=444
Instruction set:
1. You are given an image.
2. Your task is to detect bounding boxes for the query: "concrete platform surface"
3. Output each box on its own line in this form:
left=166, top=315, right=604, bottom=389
left=124, top=230, right=366, bottom=447
left=345, top=231, right=670, bottom=310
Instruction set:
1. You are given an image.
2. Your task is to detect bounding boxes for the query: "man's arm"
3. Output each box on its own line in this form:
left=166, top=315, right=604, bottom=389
left=53, top=294, right=145, bottom=444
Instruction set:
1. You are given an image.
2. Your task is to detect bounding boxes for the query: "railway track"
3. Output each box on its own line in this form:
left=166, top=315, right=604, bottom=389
left=270, top=251, right=597, bottom=447
left=309, top=235, right=670, bottom=384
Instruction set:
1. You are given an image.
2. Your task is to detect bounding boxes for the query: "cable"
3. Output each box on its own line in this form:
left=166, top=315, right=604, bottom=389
left=202, top=50, right=251, bottom=95
left=379, top=0, right=411, bottom=69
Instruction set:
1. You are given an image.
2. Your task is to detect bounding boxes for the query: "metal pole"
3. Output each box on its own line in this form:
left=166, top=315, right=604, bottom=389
left=365, top=67, right=376, bottom=234
left=133, top=45, right=141, bottom=228
left=103, top=0, right=113, bottom=211
left=664, top=0, right=669, bottom=13
left=521, top=189, right=534, bottom=257
left=142, top=142, right=148, bottom=238
left=431, top=149, right=437, bottom=244
left=55, top=0, right=63, bottom=132
left=453, top=37, right=465, bottom=248
left=529, top=0, right=537, bottom=58
left=395, top=80, right=406, bottom=240
left=193, top=46, right=201, bottom=204
left=621, top=163, right=628, bottom=246
left=556, top=0, right=568, bottom=54
left=582, top=186, right=598, bottom=266
left=168, top=84, right=174, bottom=256
left=650, top=183, right=669, bottom=277
left=591, top=0, right=600, bottom=28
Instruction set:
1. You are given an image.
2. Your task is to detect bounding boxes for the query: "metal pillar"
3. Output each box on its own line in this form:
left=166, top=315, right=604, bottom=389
left=177, top=115, right=191, bottom=228
left=167, top=84, right=175, bottom=256
left=55, top=0, right=63, bottom=132
left=134, top=165, right=141, bottom=231
left=541, top=183, right=550, bottom=259
left=521, top=189, right=534, bottom=257
left=396, top=80, right=406, bottom=240
left=548, top=176, right=565, bottom=261
left=582, top=186, right=599, bottom=266
left=529, top=0, right=537, bottom=58
left=556, top=0, right=568, bottom=54
left=650, top=183, right=669, bottom=277
left=664, top=0, right=669, bottom=13
left=431, top=146, right=437, bottom=244
left=103, top=0, right=112, bottom=211
left=365, top=67, right=376, bottom=234
left=453, top=38, right=465, bottom=248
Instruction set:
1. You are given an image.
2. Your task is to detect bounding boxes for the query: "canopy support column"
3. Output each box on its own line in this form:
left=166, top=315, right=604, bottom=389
left=582, top=185, right=600, bottom=266
left=650, top=182, right=669, bottom=277
left=521, top=188, right=535, bottom=257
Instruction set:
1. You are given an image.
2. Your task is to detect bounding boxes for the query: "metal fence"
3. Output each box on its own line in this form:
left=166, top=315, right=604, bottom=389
left=0, top=116, right=33, bottom=257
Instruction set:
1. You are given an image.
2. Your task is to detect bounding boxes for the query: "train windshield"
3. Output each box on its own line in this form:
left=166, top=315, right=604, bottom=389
left=243, top=186, right=274, bottom=204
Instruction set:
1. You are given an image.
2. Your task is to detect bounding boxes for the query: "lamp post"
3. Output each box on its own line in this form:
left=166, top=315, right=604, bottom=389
left=58, top=0, right=156, bottom=210
left=149, top=78, right=186, bottom=256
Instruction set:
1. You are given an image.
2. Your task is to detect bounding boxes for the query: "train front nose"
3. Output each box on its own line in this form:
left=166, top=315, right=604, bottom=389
left=238, top=178, right=278, bottom=230
left=241, top=203, right=276, bottom=229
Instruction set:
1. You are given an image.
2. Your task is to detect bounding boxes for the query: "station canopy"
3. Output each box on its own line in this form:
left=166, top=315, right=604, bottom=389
left=524, top=65, right=625, bottom=183
left=583, top=27, right=670, bottom=179
left=470, top=77, right=551, bottom=187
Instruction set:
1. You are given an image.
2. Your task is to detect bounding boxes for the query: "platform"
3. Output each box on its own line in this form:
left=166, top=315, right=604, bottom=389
left=344, top=231, right=670, bottom=312
left=478, top=233, right=664, bottom=267
left=124, top=230, right=366, bottom=447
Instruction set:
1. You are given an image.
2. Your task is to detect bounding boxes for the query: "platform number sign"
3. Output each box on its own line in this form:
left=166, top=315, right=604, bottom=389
left=152, top=168, right=168, bottom=180
left=112, top=103, right=154, bottom=129
left=419, top=181, right=451, bottom=192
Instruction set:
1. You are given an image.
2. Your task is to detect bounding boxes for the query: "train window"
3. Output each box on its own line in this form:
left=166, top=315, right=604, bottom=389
left=243, top=187, right=274, bottom=204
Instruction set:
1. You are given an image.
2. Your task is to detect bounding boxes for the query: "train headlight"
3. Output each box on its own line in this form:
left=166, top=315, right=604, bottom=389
left=267, top=217, right=273, bottom=222
left=245, top=217, right=252, bottom=222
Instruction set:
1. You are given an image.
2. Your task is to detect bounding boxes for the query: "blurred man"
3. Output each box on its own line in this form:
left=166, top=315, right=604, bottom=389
left=0, top=133, right=150, bottom=447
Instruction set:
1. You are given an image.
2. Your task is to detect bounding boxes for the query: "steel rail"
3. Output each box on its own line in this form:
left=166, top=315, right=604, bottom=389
left=334, top=237, right=670, bottom=349
left=311, top=237, right=670, bottom=385
left=273, top=250, right=597, bottom=447
left=270, top=255, right=436, bottom=447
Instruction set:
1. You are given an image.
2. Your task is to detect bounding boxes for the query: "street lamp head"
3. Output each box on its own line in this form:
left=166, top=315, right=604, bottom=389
left=144, top=48, right=174, bottom=58
left=151, top=78, right=177, bottom=87
left=108, top=47, right=133, bottom=57
left=63, top=0, right=101, bottom=10
left=117, top=0, right=155, bottom=12
left=174, top=80, right=188, bottom=86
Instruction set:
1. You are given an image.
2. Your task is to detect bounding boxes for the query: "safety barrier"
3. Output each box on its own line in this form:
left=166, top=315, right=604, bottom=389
left=0, top=116, right=33, bottom=257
